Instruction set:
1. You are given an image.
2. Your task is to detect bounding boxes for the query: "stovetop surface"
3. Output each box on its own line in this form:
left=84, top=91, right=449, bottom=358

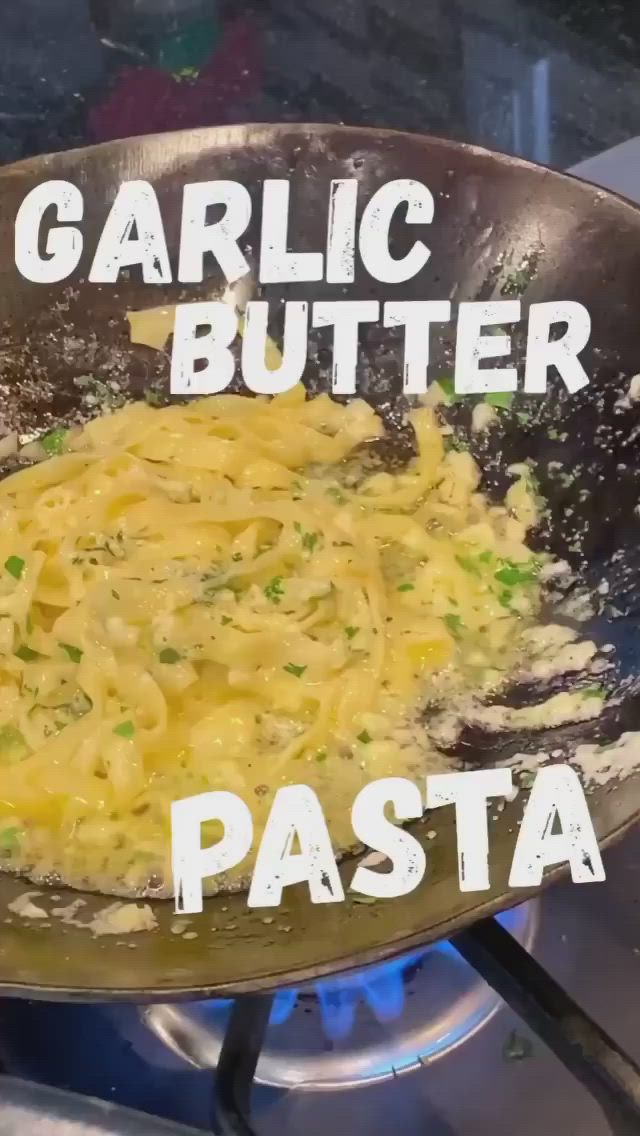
left=2, top=829, right=640, bottom=1136
left=2, top=0, right=640, bottom=171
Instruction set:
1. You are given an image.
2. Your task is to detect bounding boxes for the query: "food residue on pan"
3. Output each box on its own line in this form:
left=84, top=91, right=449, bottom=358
left=6, top=892, right=158, bottom=936
left=8, top=891, right=48, bottom=919
left=509, top=731, right=640, bottom=790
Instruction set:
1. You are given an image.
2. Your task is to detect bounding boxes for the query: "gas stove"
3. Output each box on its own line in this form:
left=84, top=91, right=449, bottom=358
left=2, top=143, right=640, bottom=1136
left=2, top=832, right=640, bottom=1136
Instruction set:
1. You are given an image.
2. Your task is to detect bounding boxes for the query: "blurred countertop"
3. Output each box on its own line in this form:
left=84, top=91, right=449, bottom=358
left=2, top=0, right=640, bottom=170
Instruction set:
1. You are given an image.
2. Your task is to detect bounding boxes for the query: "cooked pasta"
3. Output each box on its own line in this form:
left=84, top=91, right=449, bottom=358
left=0, top=385, right=545, bottom=896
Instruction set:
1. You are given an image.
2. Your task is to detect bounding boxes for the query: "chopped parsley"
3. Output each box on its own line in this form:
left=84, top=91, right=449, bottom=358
left=60, top=643, right=83, bottom=663
left=294, top=522, right=320, bottom=553
left=478, top=549, right=493, bottom=563
left=114, top=720, right=135, bottom=738
left=345, top=626, right=359, bottom=640
left=264, top=576, right=285, bottom=604
left=494, top=560, right=538, bottom=587
left=497, top=591, right=513, bottom=609
left=220, top=615, right=233, bottom=625
left=485, top=392, right=515, bottom=410
left=5, top=556, right=25, bottom=580
left=0, top=826, right=20, bottom=852
left=357, top=730, right=372, bottom=744
left=436, top=376, right=461, bottom=403
left=444, top=613, right=464, bottom=635
left=582, top=686, right=605, bottom=700
left=159, top=647, right=181, bottom=664
left=0, top=724, right=27, bottom=757
left=15, top=644, right=40, bottom=662
left=315, top=750, right=328, bottom=762
left=283, top=662, right=306, bottom=678
left=397, top=582, right=414, bottom=592
left=456, top=554, right=481, bottom=575
left=41, top=427, right=68, bottom=455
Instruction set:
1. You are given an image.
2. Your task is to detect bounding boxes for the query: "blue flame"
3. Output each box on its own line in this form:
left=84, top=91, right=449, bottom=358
left=206, top=905, right=523, bottom=1049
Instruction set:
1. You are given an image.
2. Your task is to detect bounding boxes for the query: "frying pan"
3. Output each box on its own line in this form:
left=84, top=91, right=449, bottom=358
left=1, top=123, right=640, bottom=1002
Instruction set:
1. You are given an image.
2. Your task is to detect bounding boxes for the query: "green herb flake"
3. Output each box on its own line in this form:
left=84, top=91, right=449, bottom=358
left=484, top=391, right=515, bottom=410
left=397, top=582, right=414, bottom=592
left=294, top=522, right=320, bottom=552
left=15, top=644, right=40, bottom=662
left=60, top=643, right=83, bottom=663
left=478, top=549, right=493, bottom=563
left=357, top=730, right=372, bottom=744
left=315, top=750, right=328, bottom=763
left=455, top=554, right=481, bottom=576
left=582, top=686, right=606, bottom=700
left=5, top=556, right=25, bottom=580
left=0, top=826, right=20, bottom=853
left=41, top=427, right=68, bottom=455
left=159, top=647, right=181, bottom=664
left=345, top=626, right=359, bottom=640
left=283, top=662, right=306, bottom=678
left=114, top=719, right=135, bottom=739
left=264, top=576, right=285, bottom=604
left=498, top=590, right=513, bottom=609
left=444, top=613, right=464, bottom=635
left=436, top=376, right=461, bottom=404
left=220, top=615, right=233, bottom=625
left=494, top=560, right=537, bottom=587
left=0, top=724, right=28, bottom=761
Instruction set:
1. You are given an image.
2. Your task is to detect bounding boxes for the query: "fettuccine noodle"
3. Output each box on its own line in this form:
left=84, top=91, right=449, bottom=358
left=0, top=385, right=543, bottom=896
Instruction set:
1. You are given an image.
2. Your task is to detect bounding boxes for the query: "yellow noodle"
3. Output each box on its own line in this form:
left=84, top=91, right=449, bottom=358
left=0, top=386, right=544, bottom=896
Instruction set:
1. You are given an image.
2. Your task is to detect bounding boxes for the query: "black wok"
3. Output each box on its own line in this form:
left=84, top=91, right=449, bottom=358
left=1, top=124, right=640, bottom=1001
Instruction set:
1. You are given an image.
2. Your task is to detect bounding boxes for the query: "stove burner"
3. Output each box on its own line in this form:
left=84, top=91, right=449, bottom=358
left=143, top=901, right=538, bottom=1089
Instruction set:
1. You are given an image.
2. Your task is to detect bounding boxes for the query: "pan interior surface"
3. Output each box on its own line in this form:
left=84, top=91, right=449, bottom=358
left=1, top=124, right=640, bottom=998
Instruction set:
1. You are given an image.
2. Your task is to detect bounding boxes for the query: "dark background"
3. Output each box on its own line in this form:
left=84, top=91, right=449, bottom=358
left=2, top=0, right=640, bottom=169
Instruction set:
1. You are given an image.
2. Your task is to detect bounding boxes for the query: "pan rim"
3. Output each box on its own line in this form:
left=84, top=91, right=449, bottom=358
left=1, top=121, right=640, bottom=999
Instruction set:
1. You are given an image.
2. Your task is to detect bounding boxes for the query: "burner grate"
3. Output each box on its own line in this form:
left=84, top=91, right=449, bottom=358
left=143, top=903, right=538, bottom=1089
left=210, top=917, right=640, bottom=1136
